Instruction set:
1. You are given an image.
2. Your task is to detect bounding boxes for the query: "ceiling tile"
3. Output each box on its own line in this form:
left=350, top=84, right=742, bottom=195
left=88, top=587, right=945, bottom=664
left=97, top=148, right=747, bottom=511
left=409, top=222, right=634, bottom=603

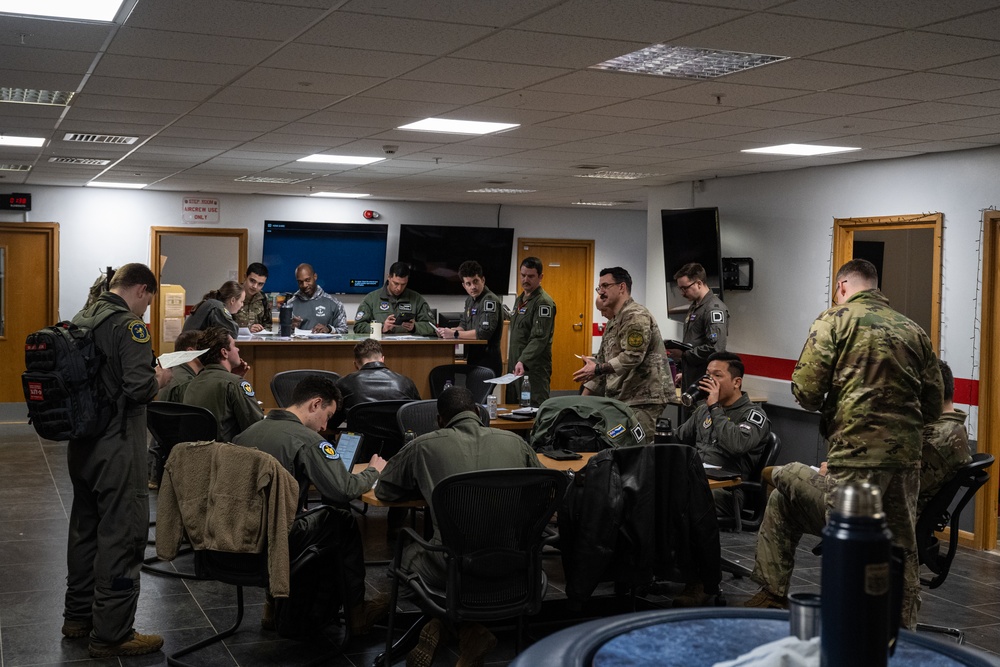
left=109, top=28, right=281, bottom=65
left=856, top=101, right=996, bottom=124
left=126, top=0, right=327, bottom=40
left=81, top=76, right=219, bottom=102
left=230, top=67, right=382, bottom=96
left=450, top=31, right=647, bottom=69
left=299, top=12, right=493, bottom=55
left=835, top=72, right=1000, bottom=101
left=756, top=92, right=910, bottom=115
left=813, top=32, right=1000, bottom=71
left=340, top=0, right=546, bottom=26
left=262, top=44, right=433, bottom=78
left=773, top=0, right=1000, bottom=29
left=364, top=80, right=506, bottom=106
left=723, top=58, right=907, bottom=92
left=403, top=58, right=572, bottom=89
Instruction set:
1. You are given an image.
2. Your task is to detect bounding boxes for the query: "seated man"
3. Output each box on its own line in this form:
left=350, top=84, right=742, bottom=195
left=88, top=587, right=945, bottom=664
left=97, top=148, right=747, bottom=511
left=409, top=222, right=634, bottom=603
left=674, top=351, right=770, bottom=518
left=335, top=338, right=420, bottom=422
left=745, top=359, right=969, bottom=610
left=233, top=376, right=388, bottom=636
left=376, top=387, right=542, bottom=667
left=288, top=263, right=347, bottom=333
left=182, top=326, right=263, bottom=442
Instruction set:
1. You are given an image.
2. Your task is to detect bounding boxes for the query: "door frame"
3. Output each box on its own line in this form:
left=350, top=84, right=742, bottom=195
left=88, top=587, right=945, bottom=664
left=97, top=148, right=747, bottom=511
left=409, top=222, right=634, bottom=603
left=0, top=222, right=59, bottom=330
left=150, top=226, right=247, bottom=355
left=975, top=210, right=1000, bottom=551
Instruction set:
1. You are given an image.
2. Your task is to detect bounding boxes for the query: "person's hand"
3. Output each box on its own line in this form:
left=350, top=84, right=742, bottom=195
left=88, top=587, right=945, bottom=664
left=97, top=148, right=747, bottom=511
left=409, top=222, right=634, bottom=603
left=673, top=371, right=683, bottom=385
left=233, top=360, right=250, bottom=378
left=700, top=374, right=720, bottom=405
left=249, top=323, right=264, bottom=333
left=290, top=315, right=303, bottom=328
left=311, top=323, right=329, bottom=333
left=572, top=356, right=597, bottom=383
left=383, top=315, right=396, bottom=332
left=368, top=454, right=387, bottom=473
left=401, top=319, right=415, bottom=332
left=667, top=348, right=682, bottom=360
left=513, top=361, right=525, bottom=376
left=435, top=327, right=448, bottom=338
left=155, top=365, right=173, bottom=389
left=818, top=462, right=828, bottom=476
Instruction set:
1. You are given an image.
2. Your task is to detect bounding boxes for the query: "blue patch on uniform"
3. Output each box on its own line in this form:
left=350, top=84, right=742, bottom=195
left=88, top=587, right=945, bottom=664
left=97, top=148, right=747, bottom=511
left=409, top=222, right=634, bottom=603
left=356, top=311, right=365, bottom=319
left=470, top=308, right=477, bottom=316
left=379, top=302, right=390, bottom=311
left=319, top=441, right=339, bottom=460
left=129, top=320, right=150, bottom=343
left=708, top=332, right=718, bottom=342
left=702, top=416, right=713, bottom=429
left=607, top=424, right=625, bottom=438
left=518, top=306, right=527, bottom=314
left=240, top=381, right=255, bottom=397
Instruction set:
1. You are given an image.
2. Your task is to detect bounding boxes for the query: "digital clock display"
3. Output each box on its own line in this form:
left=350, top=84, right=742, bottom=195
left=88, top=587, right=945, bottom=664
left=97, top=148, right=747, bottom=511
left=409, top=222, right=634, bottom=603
left=1, top=193, right=31, bottom=211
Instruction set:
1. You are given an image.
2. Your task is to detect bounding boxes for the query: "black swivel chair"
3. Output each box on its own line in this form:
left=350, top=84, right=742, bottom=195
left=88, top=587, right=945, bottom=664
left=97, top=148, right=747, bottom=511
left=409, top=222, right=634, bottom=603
left=428, top=364, right=496, bottom=404
left=377, top=468, right=568, bottom=666
left=719, top=431, right=782, bottom=532
left=396, top=399, right=490, bottom=437
left=270, top=369, right=341, bottom=408
left=345, top=399, right=413, bottom=461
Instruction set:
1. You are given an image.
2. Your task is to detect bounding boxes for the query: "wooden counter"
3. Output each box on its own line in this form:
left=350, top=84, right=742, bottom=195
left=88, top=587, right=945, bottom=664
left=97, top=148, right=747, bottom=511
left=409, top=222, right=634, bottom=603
left=238, top=335, right=478, bottom=410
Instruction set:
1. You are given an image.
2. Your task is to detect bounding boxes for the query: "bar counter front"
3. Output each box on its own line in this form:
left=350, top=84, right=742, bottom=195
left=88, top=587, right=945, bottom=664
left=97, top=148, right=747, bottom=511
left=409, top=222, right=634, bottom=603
left=239, top=335, right=474, bottom=410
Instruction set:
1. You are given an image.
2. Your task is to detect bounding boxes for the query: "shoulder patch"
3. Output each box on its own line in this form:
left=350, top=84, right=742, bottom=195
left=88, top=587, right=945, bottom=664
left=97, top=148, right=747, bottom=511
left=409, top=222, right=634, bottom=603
left=128, top=320, right=150, bottom=343
left=631, top=423, right=645, bottom=443
left=484, top=300, right=497, bottom=312
left=626, top=330, right=645, bottom=348
left=240, top=380, right=256, bottom=398
left=319, top=441, right=339, bottom=460
left=607, top=424, right=625, bottom=439
left=379, top=302, right=390, bottom=311
left=356, top=310, right=365, bottom=319
left=711, top=310, right=725, bottom=323
left=746, top=409, right=766, bottom=427
left=539, top=305, right=552, bottom=318
left=702, top=416, right=713, bottom=429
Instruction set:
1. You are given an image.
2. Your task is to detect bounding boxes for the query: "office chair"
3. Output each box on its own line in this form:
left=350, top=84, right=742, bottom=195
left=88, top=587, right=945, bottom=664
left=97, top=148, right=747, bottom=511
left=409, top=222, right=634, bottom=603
left=270, top=369, right=341, bottom=408
left=719, top=431, right=782, bottom=533
left=428, top=364, right=495, bottom=403
left=397, top=399, right=490, bottom=437
left=345, top=399, right=413, bottom=461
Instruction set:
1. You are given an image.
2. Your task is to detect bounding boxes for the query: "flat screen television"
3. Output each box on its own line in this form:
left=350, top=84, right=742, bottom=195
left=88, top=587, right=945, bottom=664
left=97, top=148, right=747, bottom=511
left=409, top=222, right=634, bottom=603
left=262, top=220, right=387, bottom=295
left=397, top=224, right=515, bottom=296
left=662, top=207, right=723, bottom=306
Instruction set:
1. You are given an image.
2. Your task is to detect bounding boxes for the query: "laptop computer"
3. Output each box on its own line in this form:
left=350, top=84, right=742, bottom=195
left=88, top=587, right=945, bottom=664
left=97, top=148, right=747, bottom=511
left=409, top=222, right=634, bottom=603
left=335, top=431, right=364, bottom=472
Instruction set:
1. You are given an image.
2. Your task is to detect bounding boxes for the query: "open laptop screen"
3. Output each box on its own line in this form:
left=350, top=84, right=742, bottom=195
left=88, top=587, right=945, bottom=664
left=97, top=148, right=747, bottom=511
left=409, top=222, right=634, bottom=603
left=335, top=431, right=363, bottom=472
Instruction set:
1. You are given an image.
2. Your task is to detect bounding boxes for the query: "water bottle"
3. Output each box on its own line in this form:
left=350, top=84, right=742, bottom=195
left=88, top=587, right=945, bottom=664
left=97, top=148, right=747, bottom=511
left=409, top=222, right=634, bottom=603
left=403, top=429, right=415, bottom=445
left=520, top=375, right=531, bottom=408
left=278, top=295, right=293, bottom=336
left=443, top=379, right=453, bottom=392
left=821, top=482, right=893, bottom=667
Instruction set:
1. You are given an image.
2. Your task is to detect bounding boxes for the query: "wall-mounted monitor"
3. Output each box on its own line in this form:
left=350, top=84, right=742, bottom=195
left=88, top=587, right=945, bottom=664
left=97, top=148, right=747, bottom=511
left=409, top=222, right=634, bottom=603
left=262, top=220, right=388, bottom=295
left=397, top=224, right=515, bottom=296
left=661, top=207, right=723, bottom=306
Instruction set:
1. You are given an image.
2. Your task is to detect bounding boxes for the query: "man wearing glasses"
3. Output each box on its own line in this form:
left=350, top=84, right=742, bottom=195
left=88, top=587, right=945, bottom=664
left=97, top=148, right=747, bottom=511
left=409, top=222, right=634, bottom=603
left=669, top=263, right=729, bottom=393
left=574, top=267, right=671, bottom=443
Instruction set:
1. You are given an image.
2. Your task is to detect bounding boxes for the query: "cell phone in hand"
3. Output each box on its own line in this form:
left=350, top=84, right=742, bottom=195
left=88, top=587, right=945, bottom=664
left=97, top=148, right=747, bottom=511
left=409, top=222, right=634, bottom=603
left=396, top=313, right=413, bottom=323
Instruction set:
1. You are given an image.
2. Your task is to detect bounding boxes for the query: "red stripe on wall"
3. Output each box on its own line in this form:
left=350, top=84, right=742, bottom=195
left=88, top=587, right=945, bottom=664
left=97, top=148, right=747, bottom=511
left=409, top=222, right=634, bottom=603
left=954, top=378, right=979, bottom=406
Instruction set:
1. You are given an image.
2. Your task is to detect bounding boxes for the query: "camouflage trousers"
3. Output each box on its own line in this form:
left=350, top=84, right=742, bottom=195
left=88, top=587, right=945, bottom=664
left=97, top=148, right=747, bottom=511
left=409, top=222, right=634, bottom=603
left=751, top=462, right=920, bottom=629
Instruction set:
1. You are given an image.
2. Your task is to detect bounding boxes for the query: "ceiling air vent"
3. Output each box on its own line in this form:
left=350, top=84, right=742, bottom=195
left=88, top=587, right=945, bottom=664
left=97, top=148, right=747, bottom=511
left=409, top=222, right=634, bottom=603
left=0, top=163, right=31, bottom=171
left=63, top=132, right=138, bottom=145
left=234, top=176, right=304, bottom=184
left=49, top=157, right=112, bottom=166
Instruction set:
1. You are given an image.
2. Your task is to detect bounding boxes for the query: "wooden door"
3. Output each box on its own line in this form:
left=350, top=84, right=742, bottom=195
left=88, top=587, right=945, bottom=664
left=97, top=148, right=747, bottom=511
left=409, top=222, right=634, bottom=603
left=0, top=223, right=59, bottom=402
left=517, top=239, right=594, bottom=392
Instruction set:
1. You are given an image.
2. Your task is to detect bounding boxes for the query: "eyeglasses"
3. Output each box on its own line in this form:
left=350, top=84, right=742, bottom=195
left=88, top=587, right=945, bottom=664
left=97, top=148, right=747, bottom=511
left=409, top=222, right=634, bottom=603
left=595, top=281, right=622, bottom=293
left=677, top=281, right=699, bottom=293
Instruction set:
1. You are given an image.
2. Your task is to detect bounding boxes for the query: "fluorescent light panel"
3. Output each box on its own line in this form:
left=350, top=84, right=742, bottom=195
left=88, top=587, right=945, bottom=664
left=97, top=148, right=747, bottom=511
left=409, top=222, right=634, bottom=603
left=86, top=181, right=147, bottom=189
left=308, top=191, right=369, bottom=198
left=297, top=154, right=384, bottom=165
left=0, top=0, right=127, bottom=21
left=592, top=44, right=788, bottom=80
left=572, top=201, right=621, bottom=207
left=1, top=88, right=75, bottom=106
left=574, top=171, right=663, bottom=180
left=742, top=143, right=861, bottom=156
left=467, top=188, right=536, bottom=194
left=399, top=118, right=519, bottom=135
left=0, top=135, right=45, bottom=147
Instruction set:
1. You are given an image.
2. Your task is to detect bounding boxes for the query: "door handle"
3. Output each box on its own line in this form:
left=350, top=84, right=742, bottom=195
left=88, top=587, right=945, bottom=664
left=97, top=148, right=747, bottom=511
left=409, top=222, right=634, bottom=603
left=572, top=323, right=583, bottom=331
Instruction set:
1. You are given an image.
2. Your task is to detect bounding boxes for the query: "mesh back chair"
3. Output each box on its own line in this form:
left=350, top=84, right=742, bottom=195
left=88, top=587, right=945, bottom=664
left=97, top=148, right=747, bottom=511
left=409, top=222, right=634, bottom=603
left=378, top=468, right=567, bottom=666
left=428, top=364, right=496, bottom=404
left=397, top=399, right=490, bottom=437
left=719, top=431, right=782, bottom=533
left=345, top=399, right=413, bottom=461
left=913, top=453, right=993, bottom=643
left=270, top=369, right=341, bottom=408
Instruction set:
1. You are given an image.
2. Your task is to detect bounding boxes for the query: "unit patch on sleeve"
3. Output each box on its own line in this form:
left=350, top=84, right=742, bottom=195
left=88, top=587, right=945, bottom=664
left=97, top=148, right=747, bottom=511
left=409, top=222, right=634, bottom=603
left=746, top=409, right=766, bottom=427
left=240, top=381, right=256, bottom=398
left=711, top=310, right=725, bottom=323
left=319, top=441, right=339, bottom=460
left=128, top=320, right=150, bottom=343
left=626, top=330, right=645, bottom=348
left=539, top=305, right=552, bottom=318
left=607, top=424, right=625, bottom=439
left=484, top=300, right=496, bottom=312
left=631, top=423, right=645, bottom=442
left=356, top=311, right=365, bottom=319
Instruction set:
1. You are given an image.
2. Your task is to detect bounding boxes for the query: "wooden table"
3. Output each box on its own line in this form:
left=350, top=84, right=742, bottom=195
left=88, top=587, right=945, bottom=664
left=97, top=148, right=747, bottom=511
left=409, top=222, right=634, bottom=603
left=238, top=336, right=476, bottom=410
left=491, top=404, right=537, bottom=432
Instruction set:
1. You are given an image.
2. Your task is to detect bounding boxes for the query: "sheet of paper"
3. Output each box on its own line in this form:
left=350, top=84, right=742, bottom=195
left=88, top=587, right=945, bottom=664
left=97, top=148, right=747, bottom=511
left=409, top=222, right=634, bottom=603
left=703, top=463, right=722, bottom=469
left=484, top=373, right=519, bottom=385
left=238, top=326, right=251, bottom=337
left=158, top=349, right=207, bottom=369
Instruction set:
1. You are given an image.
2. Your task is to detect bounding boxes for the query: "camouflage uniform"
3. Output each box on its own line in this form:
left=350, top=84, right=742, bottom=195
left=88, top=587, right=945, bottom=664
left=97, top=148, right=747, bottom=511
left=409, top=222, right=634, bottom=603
left=675, top=392, right=769, bottom=517
left=584, top=298, right=671, bottom=443
left=460, top=286, right=503, bottom=376
left=288, top=286, right=347, bottom=333
left=233, top=290, right=272, bottom=330
left=182, top=363, right=264, bottom=442
left=919, top=410, right=971, bottom=513
left=680, top=291, right=728, bottom=390
left=506, top=287, right=557, bottom=406
left=758, top=288, right=942, bottom=629
left=353, top=285, right=435, bottom=336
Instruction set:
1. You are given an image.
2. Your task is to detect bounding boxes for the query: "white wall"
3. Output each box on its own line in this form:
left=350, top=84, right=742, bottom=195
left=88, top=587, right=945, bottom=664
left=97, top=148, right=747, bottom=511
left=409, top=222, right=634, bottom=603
left=644, top=145, right=999, bottom=437
left=0, top=187, right=645, bottom=346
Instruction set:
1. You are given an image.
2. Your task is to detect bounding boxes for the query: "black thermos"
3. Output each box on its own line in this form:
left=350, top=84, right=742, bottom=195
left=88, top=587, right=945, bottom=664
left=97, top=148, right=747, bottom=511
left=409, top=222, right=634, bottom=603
left=821, top=482, right=893, bottom=667
left=279, top=295, right=294, bottom=336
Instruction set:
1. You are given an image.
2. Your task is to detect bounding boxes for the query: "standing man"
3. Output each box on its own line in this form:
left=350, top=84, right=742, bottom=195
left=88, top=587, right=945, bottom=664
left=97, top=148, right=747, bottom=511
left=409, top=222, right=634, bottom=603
left=182, top=326, right=264, bottom=442
left=233, top=262, right=272, bottom=333
left=506, top=257, right=556, bottom=406
left=288, top=263, right=347, bottom=334
left=63, top=262, right=172, bottom=658
left=746, top=259, right=941, bottom=630
left=669, top=263, right=728, bottom=391
left=573, top=267, right=670, bottom=442
left=435, top=260, right=503, bottom=376
left=354, top=261, right=435, bottom=336
left=232, top=377, right=388, bottom=636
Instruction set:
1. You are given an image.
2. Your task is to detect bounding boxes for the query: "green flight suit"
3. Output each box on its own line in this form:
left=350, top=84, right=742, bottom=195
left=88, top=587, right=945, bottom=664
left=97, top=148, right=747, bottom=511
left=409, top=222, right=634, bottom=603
left=506, top=286, right=556, bottom=406
left=182, top=299, right=238, bottom=337
left=156, top=362, right=197, bottom=403
left=353, top=285, right=435, bottom=336
left=681, top=291, right=728, bottom=391
left=182, top=363, right=264, bottom=442
left=460, top=286, right=503, bottom=375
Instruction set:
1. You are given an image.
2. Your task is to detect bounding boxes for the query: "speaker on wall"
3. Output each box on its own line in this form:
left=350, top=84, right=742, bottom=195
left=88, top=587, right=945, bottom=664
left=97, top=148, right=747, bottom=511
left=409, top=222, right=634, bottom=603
left=661, top=207, right=723, bottom=303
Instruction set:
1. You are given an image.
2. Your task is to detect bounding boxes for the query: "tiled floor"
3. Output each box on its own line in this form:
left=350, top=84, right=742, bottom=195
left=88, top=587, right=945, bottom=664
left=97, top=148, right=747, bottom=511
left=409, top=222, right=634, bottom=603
left=2, top=403, right=999, bottom=666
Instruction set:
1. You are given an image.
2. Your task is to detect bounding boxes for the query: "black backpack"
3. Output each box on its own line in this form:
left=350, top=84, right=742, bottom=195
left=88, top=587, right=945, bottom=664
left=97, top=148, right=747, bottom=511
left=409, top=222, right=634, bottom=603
left=22, top=312, right=118, bottom=441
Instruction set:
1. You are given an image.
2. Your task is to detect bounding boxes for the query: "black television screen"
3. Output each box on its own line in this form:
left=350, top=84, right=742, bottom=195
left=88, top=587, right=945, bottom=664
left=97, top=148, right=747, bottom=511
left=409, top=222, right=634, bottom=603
left=661, top=207, right=722, bottom=281
left=398, top=225, right=514, bottom=296
left=262, top=220, right=387, bottom=295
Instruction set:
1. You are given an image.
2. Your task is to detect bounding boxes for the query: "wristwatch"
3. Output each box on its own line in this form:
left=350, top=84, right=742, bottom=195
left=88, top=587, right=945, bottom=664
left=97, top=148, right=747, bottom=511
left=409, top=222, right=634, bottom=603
left=454, top=330, right=460, bottom=339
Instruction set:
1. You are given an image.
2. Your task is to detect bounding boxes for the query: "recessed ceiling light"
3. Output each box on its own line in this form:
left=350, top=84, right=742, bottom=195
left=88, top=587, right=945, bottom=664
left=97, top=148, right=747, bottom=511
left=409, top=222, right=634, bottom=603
left=49, top=156, right=112, bottom=165
left=0, top=0, right=128, bottom=22
left=466, top=188, right=536, bottom=194
left=308, top=191, right=370, bottom=198
left=86, top=181, right=147, bottom=189
left=235, top=175, right=304, bottom=184
left=592, top=44, right=788, bottom=80
left=0, top=163, right=31, bottom=171
left=1, top=88, right=75, bottom=106
left=574, top=171, right=664, bottom=180
left=741, top=144, right=861, bottom=156
left=0, top=135, right=45, bottom=147
left=399, top=118, right=519, bottom=135
left=297, top=154, right=385, bottom=165
left=572, top=201, right=623, bottom=207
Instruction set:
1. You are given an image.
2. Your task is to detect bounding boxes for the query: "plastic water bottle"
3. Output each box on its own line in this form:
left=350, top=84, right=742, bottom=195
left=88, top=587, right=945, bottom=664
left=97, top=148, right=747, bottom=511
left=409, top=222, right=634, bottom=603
left=821, top=482, right=893, bottom=667
left=443, top=379, right=453, bottom=392
left=520, top=375, right=531, bottom=408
